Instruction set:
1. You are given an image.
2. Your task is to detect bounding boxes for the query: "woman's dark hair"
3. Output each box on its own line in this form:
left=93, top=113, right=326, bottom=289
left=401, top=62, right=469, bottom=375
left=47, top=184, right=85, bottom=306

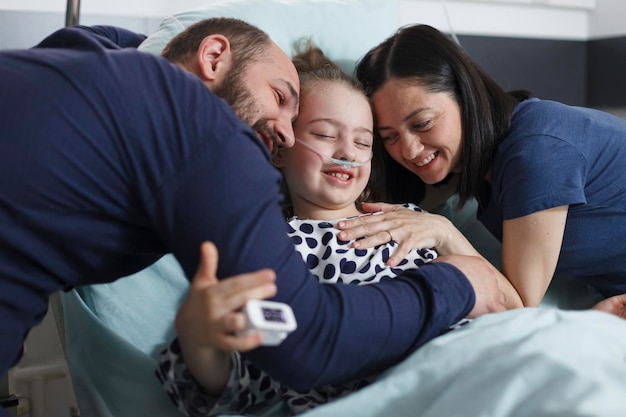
left=161, top=17, right=270, bottom=75
left=356, top=24, right=530, bottom=207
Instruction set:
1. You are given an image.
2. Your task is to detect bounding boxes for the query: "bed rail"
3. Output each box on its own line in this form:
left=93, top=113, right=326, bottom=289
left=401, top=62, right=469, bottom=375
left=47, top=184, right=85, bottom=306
left=65, top=0, right=81, bottom=27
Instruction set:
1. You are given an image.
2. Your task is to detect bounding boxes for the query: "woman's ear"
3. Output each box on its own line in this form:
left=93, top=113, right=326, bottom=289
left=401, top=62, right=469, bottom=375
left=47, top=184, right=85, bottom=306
left=272, top=148, right=286, bottom=168
left=195, top=34, right=232, bottom=83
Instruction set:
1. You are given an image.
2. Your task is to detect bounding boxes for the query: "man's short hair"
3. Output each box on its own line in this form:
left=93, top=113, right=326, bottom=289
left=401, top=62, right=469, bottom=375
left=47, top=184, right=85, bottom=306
left=161, top=17, right=271, bottom=72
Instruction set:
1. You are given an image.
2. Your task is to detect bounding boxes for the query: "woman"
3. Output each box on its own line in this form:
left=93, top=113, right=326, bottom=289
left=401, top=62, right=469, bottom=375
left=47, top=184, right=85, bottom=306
left=338, top=23, right=626, bottom=317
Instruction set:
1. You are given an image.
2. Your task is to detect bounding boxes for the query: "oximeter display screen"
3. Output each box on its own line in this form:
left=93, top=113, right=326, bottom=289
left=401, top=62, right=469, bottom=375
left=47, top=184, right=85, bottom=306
left=262, top=307, right=286, bottom=323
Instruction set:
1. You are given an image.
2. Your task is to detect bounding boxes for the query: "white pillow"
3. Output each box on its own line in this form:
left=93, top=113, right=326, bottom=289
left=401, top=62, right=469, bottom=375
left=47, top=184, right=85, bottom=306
left=139, top=0, right=400, bottom=74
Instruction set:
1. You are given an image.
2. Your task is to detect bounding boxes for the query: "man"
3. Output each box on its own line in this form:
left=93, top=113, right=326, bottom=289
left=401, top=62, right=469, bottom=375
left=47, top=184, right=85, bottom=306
left=0, top=18, right=504, bottom=402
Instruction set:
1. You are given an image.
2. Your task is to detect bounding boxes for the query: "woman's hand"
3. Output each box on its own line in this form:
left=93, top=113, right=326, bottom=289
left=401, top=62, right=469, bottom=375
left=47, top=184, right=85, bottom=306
left=592, top=293, right=626, bottom=319
left=175, top=241, right=277, bottom=394
left=337, top=202, right=479, bottom=267
left=337, top=202, right=524, bottom=309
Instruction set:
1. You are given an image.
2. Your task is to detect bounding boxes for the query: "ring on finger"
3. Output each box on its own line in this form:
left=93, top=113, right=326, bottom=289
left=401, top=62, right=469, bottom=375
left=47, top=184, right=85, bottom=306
left=386, top=230, right=394, bottom=242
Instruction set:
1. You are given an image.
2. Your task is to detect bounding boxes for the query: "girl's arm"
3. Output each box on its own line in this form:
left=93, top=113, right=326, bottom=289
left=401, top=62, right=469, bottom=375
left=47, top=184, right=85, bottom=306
left=502, top=206, right=568, bottom=307
left=158, top=343, right=284, bottom=417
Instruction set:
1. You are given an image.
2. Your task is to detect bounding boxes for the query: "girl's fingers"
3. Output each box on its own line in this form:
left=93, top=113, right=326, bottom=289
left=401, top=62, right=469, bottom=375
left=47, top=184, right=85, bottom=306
left=217, top=329, right=264, bottom=352
left=217, top=311, right=249, bottom=334
left=199, top=269, right=277, bottom=315
left=210, top=311, right=263, bottom=352
left=191, top=241, right=220, bottom=290
left=229, top=271, right=276, bottom=297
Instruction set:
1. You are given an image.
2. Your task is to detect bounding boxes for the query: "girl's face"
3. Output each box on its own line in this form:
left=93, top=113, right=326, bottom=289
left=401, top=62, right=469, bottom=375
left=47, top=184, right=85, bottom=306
left=276, top=81, right=374, bottom=220
left=371, top=79, right=463, bottom=185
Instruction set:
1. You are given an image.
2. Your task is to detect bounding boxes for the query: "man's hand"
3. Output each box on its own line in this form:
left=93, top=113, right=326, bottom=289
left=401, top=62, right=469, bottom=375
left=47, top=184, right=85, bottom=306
left=592, top=293, right=626, bottom=319
left=434, top=254, right=508, bottom=318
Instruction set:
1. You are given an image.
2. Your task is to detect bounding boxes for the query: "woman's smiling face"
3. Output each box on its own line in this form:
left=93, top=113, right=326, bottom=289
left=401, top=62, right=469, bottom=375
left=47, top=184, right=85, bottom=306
left=371, top=79, right=464, bottom=185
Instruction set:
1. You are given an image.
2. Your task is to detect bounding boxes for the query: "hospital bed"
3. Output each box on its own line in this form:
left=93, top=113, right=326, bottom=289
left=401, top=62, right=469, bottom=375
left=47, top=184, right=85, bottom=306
left=58, top=1, right=626, bottom=417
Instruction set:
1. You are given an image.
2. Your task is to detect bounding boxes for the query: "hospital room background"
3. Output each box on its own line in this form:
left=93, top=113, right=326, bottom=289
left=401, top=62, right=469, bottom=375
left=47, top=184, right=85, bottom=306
left=1, top=0, right=625, bottom=416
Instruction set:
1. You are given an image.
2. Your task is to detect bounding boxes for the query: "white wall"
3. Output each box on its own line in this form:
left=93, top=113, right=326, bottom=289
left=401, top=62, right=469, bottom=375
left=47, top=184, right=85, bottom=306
left=400, top=0, right=592, bottom=40
left=0, top=0, right=210, bottom=17
left=0, top=0, right=602, bottom=39
left=588, top=0, right=626, bottom=38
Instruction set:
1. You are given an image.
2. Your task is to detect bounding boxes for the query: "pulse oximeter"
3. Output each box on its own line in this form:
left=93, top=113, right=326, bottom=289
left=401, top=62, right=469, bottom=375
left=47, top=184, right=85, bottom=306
left=242, top=300, right=297, bottom=346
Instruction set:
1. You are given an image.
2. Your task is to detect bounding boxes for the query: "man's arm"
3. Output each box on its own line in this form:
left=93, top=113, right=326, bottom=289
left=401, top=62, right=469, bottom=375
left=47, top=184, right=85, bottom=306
left=74, top=25, right=147, bottom=48
left=35, top=25, right=146, bottom=50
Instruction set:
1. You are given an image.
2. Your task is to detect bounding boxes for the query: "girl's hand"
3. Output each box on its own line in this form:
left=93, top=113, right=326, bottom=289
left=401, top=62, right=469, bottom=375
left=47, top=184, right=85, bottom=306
left=175, top=242, right=278, bottom=395
left=592, top=293, right=626, bottom=319
left=337, top=202, right=478, bottom=267
left=176, top=241, right=278, bottom=353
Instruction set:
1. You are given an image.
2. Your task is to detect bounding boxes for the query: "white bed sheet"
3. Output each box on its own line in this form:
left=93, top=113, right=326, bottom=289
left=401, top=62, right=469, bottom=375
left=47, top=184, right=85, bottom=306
left=298, top=308, right=626, bottom=417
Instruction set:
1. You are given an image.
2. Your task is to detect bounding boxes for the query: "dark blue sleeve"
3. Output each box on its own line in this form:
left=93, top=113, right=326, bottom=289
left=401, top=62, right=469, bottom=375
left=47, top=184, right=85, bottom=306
left=147, top=99, right=476, bottom=390
left=35, top=25, right=146, bottom=50
left=494, top=135, right=586, bottom=219
left=74, top=25, right=147, bottom=48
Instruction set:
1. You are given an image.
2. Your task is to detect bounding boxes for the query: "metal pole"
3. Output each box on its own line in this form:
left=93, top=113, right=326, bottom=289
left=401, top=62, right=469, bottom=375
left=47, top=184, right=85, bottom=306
left=65, top=0, right=81, bottom=27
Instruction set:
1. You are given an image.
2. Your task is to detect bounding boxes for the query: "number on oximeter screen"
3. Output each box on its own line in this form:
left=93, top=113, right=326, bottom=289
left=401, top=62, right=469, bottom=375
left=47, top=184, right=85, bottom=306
left=262, top=307, right=286, bottom=323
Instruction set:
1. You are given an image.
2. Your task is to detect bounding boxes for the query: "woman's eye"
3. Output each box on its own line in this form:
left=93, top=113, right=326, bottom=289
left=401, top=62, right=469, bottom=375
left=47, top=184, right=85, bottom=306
left=379, top=133, right=398, bottom=143
left=413, top=120, right=431, bottom=130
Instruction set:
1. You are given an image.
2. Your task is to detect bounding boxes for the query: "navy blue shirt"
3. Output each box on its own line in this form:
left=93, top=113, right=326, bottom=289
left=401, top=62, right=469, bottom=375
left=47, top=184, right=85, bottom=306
left=478, top=98, right=626, bottom=297
left=0, top=26, right=475, bottom=390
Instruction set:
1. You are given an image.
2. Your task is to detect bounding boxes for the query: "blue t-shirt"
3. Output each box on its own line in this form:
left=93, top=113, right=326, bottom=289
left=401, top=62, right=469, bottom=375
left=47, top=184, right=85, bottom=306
left=0, top=26, right=475, bottom=388
left=478, top=98, right=626, bottom=296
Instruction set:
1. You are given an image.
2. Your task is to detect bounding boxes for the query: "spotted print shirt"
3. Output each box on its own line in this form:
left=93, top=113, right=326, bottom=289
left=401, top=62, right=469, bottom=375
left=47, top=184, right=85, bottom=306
left=156, top=203, right=439, bottom=416
left=286, top=203, right=437, bottom=286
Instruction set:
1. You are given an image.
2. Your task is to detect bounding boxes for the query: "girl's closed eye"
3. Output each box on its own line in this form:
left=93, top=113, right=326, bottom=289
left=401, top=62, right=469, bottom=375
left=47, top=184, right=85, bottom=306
left=354, top=138, right=372, bottom=149
left=312, top=132, right=336, bottom=141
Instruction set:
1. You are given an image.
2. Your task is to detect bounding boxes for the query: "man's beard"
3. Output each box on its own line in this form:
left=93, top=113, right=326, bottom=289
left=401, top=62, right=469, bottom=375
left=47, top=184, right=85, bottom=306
left=213, top=71, right=279, bottom=155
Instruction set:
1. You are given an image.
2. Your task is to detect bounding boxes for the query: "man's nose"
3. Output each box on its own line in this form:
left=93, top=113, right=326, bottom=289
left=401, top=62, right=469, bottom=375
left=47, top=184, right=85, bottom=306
left=274, top=119, right=295, bottom=149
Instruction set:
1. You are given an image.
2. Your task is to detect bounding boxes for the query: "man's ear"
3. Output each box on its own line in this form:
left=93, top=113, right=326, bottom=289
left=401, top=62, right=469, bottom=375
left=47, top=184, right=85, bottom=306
left=195, top=34, right=232, bottom=83
left=272, top=148, right=286, bottom=168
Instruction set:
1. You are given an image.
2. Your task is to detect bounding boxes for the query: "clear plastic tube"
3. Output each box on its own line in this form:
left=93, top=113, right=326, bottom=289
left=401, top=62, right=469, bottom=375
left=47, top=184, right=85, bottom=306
left=295, top=138, right=373, bottom=169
